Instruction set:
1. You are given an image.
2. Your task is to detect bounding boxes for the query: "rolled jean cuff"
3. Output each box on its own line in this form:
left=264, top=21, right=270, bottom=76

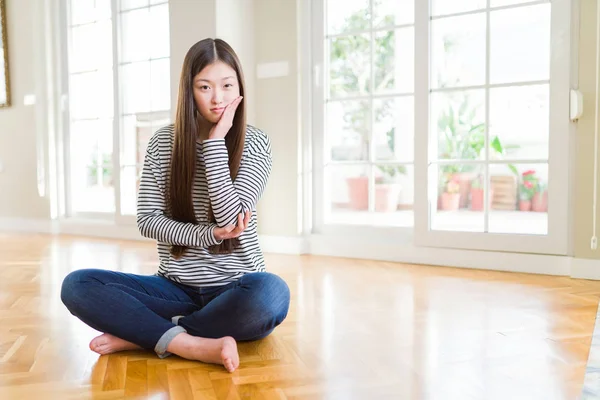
left=154, top=325, right=186, bottom=359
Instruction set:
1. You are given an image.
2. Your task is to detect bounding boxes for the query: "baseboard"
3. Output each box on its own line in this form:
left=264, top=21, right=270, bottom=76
left=571, top=258, right=600, bottom=280
left=58, top=219, right=152, bottom=242
left=259, top=234, right=308, bottom=255
left=1, top=217, right=597, bottom=279
left=307, top=233, right=571, bottom=277
left=0, top=217, right=58, bottom=234
left=0, top=217, right=151, bottom=242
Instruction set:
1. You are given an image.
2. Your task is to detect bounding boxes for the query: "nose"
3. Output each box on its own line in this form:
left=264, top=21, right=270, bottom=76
left=212, top=89, right=223, bottom=105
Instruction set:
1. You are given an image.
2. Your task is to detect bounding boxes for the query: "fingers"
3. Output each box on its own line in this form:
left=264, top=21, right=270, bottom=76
left=224, top=96, right=243, bottom=116
left=215, top=211, right=252, bottom=240
left=214, top=224, right=236, bottom=240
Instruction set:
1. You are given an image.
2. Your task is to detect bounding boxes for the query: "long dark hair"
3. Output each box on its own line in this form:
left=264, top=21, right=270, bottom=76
left=169, top=38, right=246, bottom=258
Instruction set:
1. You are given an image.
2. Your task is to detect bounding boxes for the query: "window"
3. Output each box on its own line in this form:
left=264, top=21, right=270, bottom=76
left=312, top=0, right=572, bottom=255
left=64, top=0, right=171, bottom=219
left=428, top=1, right=551, bottom=235
left=317, top=0, right=416, bottom=228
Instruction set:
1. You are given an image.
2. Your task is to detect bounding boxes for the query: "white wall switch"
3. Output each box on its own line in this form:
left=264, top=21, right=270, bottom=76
left=570, top=89, right=583, bottom=121
left=256, top=61, right=289, bottom=79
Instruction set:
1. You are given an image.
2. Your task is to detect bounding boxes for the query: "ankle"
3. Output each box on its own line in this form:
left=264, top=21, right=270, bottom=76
left=166, top=332, right=192, bottom=354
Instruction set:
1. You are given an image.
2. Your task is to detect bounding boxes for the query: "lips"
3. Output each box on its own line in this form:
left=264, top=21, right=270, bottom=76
left=211, top=107, right=225, bottom=112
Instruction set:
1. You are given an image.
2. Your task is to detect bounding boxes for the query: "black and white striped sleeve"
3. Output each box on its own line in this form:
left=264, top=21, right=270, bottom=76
left=202, top=131, right=272, bottom=227
left=136, top=138, right=223, bottom=247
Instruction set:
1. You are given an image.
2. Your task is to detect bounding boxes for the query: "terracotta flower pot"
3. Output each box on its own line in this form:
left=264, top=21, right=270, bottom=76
left=453, top=172, right=476, bottom=208
left=346, top=176, right=369, bottom=210
left=519, top=200, right=532, bottom=211
left=532, top=191, right=548, bottom=212
left=441, top=192, right=460, bottom=211
left=470, top=188, right=494, bottom=211
left=375, top=183, right=402, bottom=213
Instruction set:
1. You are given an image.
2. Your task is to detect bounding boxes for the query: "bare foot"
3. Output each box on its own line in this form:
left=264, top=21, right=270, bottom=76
left=89, top=333, right=142, bottom=355
left=167, top=333, right=239, bottom=373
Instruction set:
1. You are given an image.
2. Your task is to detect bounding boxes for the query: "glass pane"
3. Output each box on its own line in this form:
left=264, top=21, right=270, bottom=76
left=121, top=0, right=149, bottom=11
left=70, top=0, right=110, bottom=25
left=431, top=13, right=486, bottom=88
left=120, top=165, right=143, bottom=215
left=373, top=0, right=414, bottom=27
left=327, top=0, right=370, bottom=35
left=122, top=112, right=169, bottom=167
left=150, top=59, right=171, bottom=111
left=489, top=84, right=549, bottom=160
left=326, top=164, right=370, bottom=216
left=150, top=0, right=168, bottom=4
left=121, top=8, right=151, bottom=63
left=374, top=96, right=413, bottom=162
left=69, top=70, right=114, bottom=120
left=149, top=4, right=170, bottom=59
left=327, top=100, right=370, bottom=161
left=489, top=164, right=548, bottom=235
left=431, top=164, right=485, bottom=232
left=121, top=62, right=151, bottom=114
left=70, top=119, right=115, bottom=213
left=431, top=0, right=486, bottom=17
left=490, top=4, right=550, bottom=84
left=375, top=164, right=414, bottom=226
left=329, top=34, right=371, bottom=98
left=431, top=90, right=485, bottom=161
left=121, top=115, right=138, bottom=166
left=374, top=28, right=414, bottom=94
left=70, top=20, right=112, bottom=73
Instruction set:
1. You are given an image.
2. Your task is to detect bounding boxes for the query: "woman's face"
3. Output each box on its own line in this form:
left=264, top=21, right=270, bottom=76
left=193, top=61, right=241, bottom=124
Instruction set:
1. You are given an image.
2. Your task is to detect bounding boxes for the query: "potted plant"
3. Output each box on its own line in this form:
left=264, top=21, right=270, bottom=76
left=440, top=177, right=460, bottom=211
left=437, top=95, right=518, bottom=209
left=518, top=170, right=538, bottom=211
left=469, top=175, right=493, bottom=211
left=86, top=153, right=112, bottom=187
left=346, top=173, right=369, bottom=210
left=532, top=182, right=548, bottom=212
left=375, top=165, right=406, bottom=212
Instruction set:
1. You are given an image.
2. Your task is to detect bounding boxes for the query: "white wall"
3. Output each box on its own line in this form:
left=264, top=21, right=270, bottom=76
left=253, top=0, right=302, bottom=237
left=216, top=0, right=256, bottom=126
left=0, top=0, right=51, bottom=219
left=168, top=0, right=217, bottom=120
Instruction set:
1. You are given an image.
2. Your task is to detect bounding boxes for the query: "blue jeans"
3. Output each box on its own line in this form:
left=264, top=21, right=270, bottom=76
left=60, top=269, right=290, bottom=358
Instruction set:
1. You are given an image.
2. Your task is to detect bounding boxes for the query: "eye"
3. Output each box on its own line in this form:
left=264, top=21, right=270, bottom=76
left=224, top=83, right=234, bottom=88
left=197, top=85, right=210, bottom=91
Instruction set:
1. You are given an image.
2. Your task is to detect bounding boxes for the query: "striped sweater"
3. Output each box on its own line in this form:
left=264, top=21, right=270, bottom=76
left=136, top=124, right=272, bottom=287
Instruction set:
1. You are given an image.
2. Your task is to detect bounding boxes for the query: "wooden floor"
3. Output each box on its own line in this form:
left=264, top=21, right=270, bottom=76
left=1, top=233, right=600, bottom=399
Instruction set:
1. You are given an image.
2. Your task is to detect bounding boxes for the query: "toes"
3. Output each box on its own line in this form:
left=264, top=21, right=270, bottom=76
left=223, top=358, right=235, bottom=373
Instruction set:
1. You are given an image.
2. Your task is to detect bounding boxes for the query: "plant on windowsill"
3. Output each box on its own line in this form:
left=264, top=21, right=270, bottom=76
left=440, top=177, right=461, bottom=211
left=374, top=164, right=407, bottom=212
left=518, top=170, right=538, bottom=211
left=532, top=181, right=548, bottom=213
left=86, top=154, right=112, bottom=187
left=437, top=91, right=520, bottom=211
left=469, top=175, right=494, bottom=211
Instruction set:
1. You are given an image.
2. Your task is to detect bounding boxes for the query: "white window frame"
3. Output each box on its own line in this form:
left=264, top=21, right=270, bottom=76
left=59, top=0, right=171, bottom=227
left=310, top=0, right=575, bottom=256
left=310, top=0, right=417, bottom=241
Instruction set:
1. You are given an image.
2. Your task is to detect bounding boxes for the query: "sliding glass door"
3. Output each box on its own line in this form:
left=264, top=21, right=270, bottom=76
left=63, top=0, right=171, bottom=223
left=312, top=0, right=572, bottom=255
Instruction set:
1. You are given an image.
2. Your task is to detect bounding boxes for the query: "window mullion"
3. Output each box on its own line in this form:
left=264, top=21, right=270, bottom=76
left=368, top=0, right=375, bottom=213
left=484, top=0, right=491, bottom=232
left=111, top=0, right=122, bottom=218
